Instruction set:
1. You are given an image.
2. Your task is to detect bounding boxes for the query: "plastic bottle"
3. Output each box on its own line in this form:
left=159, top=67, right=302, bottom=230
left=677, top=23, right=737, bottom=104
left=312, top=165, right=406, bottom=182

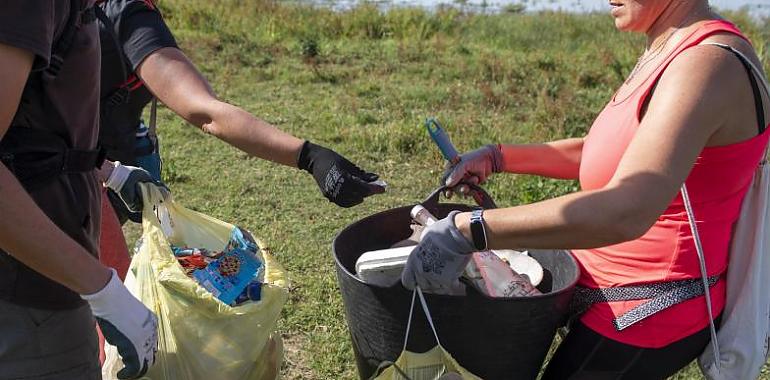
left=410, top=204, right=437, bottom=226
left=390, top=205, right=439, bottom=248
left=465, top=251, right=541, bottom=297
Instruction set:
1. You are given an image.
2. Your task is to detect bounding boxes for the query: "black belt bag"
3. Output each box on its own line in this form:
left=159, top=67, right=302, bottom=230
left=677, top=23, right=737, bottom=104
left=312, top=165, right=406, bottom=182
left=0, top=126, right=105, bottom=190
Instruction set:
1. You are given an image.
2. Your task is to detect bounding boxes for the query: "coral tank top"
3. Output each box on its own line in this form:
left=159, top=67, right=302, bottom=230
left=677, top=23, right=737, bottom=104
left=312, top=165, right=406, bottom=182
left=572, top=20, right=770, bottom=348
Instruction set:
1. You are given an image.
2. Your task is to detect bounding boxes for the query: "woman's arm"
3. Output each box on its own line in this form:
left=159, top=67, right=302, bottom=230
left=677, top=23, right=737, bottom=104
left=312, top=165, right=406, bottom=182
left=136, top=47, right=304, bottom=167
left=0, top=43, right=110, bottom=295
left=500, top=138, right=584, bottom=179
left=455, top=45, right=748, bottom=249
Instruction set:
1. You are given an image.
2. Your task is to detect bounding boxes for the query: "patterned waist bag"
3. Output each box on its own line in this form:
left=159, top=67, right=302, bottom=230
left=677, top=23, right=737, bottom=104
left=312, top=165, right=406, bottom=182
left=569, top=274, right=721, bottom=331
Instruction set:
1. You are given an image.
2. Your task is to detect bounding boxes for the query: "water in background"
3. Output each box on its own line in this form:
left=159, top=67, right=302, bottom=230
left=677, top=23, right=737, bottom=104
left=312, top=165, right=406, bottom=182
left=305, top=0, right=770, bottom=18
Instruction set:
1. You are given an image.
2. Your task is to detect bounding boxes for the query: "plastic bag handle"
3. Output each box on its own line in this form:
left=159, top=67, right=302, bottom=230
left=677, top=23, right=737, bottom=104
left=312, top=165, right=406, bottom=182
left=402, top=286, right=442, bottom=352
left=139, top=182, right=171, bottom=215
left=421, top=184, right=497, bottom=210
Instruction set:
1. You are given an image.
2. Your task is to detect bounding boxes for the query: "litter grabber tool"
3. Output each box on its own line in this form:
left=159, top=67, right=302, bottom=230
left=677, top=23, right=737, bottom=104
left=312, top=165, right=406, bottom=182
left=425, top=118, right=484, bottom=205
left=425, top=118, right=460, bottom=165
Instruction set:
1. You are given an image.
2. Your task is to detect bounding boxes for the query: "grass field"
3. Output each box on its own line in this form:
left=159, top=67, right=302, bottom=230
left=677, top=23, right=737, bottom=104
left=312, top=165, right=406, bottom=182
left=129, top=1, right=769, bottom=378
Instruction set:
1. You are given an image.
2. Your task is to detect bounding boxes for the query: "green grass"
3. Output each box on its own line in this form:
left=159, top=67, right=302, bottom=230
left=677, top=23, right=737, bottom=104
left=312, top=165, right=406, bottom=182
left=127, top=1, right=770, bottom=378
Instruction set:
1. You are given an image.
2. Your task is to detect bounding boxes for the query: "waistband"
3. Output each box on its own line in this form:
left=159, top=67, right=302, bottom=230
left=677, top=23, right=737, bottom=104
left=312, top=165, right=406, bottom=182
left=571, top=275, right=721, bottom=331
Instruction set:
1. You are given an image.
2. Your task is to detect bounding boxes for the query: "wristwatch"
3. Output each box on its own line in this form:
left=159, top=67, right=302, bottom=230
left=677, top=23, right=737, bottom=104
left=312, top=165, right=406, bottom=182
left=469, top=208, right=488, bottom=251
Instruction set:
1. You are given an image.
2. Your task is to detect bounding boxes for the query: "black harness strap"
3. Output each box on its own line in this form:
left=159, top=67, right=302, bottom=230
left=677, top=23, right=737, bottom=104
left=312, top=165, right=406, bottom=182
left=43, top=0, right=96, bottom=81
left=94, top=5, right=133, bottom=109
left=711, top=43, right=767, bottom=135
left=0, top=127, right=105, bottom=190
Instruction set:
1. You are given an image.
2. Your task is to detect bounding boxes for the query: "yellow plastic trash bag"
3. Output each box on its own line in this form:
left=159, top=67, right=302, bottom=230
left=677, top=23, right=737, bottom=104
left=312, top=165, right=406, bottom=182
left=372, top=287, right=482, bottom=380
left=102, top=183, right=289, bottom=380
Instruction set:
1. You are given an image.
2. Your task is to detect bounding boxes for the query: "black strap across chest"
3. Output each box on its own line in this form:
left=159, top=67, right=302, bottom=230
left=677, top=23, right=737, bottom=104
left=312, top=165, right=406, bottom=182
left=711, top=43, right=767, bottom=135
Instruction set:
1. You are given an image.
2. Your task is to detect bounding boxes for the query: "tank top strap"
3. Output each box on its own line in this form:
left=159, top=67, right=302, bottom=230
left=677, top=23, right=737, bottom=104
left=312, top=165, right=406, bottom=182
left=632, top=20, right=750, bottom=116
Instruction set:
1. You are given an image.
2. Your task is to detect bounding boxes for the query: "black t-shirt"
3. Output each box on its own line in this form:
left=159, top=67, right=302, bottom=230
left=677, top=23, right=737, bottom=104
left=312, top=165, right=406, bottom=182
left=0, top=0, right=102, bottom=309
left=98, top=0, right=177, bottom=163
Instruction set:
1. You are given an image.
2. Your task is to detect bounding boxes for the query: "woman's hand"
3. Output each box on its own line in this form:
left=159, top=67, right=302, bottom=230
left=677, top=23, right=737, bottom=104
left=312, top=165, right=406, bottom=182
left=401, top=211, right=475, bottom=295
left=442, top=144, right=503, bottom=197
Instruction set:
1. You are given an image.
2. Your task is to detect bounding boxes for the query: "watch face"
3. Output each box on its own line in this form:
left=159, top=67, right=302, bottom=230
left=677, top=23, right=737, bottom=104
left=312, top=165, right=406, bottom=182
left=470, top=209, right=487, bottom=250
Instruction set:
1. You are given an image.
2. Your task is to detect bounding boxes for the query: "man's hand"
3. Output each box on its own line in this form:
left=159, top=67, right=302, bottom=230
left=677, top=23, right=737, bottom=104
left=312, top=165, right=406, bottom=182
left=297, top=141, right=385, bottom=208
left=442, top=144, right=502, bottom=197
left=104, top=162, right=167, bottom=212
left=401, top=211, right=475, bottom=295
left=81, top=269, right=158, bottom=380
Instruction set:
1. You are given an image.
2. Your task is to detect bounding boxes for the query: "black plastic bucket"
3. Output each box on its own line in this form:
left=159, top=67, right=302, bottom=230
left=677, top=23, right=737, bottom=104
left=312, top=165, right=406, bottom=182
left=333, top=187, right=580, bottom=380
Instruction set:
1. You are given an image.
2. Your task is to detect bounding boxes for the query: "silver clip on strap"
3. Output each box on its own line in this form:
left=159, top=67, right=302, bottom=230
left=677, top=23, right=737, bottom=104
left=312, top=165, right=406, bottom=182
left=681, top=184, right=721, bottom=371
left=402, top=286, right=442, bottom=352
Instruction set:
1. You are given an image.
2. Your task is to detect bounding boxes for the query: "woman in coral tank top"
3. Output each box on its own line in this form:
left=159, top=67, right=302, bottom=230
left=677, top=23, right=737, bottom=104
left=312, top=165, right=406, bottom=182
left=399, top=0, right=770, bottom=378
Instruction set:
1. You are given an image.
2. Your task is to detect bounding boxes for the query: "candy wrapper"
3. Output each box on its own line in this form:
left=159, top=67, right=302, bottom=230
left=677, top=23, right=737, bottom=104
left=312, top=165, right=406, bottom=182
left=189, top=227, right=264, bottom=305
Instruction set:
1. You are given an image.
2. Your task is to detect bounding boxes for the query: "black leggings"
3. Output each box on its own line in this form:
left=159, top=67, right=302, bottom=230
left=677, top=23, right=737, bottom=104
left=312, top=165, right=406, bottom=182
left=542, top=317, right=720, bottom=380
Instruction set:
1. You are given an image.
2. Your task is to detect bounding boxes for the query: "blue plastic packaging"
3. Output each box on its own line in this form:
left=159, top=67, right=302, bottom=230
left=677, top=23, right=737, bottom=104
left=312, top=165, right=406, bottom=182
left=233, top=281, right=262, bottom=306
left=193, top=228, right=263, bottom=305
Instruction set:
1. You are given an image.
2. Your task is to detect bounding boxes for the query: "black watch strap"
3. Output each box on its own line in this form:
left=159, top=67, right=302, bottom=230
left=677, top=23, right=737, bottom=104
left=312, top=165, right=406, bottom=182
left=470, top=208, right=488, bottom=251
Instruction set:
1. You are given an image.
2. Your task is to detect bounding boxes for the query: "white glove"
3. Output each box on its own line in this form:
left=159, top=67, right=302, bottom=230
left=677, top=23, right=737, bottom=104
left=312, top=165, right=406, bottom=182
left=401, top=211, right=476, bottom=295
left=81, top=269, right=158, bottom=379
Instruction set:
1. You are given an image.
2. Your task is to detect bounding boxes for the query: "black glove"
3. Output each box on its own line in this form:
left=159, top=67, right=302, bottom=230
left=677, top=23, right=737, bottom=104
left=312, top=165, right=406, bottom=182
left=297, top=141, right=385, bottom=208
left=105, top=162, right=168, bottom=214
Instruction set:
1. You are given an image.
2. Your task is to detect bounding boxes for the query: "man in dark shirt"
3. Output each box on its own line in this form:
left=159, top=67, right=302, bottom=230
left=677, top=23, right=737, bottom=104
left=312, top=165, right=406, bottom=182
left=96, top=0, right=386, bottom=220
left=95, top=0, right=387, bottom=278
left=0, top=1, right=157, bottom=379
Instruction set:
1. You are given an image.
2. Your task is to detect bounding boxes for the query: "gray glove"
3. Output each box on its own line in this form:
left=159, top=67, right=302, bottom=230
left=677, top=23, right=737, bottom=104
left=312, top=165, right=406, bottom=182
left=442, top=144, right=503, bottom=191
left=105, top=162, right=167, bottom=212
left=401, top=211, right=476, bottom=295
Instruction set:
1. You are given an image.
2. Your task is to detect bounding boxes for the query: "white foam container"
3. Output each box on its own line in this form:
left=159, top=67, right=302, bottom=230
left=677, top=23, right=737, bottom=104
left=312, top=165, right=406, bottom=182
left=355, top=246, right=544, bottom=289
left=355, top=245, right=414, bottom=287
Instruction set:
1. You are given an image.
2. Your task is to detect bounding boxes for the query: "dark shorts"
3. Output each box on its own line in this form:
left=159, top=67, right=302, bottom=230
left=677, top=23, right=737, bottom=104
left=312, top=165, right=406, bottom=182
left=542, top=317, right=718, bottom=380
left=0, top=300, right=100, bottom=380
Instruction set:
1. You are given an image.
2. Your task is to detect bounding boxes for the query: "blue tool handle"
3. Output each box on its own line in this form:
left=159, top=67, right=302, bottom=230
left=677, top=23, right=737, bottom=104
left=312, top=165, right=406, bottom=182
left=425, top=118, right=460, bottom=164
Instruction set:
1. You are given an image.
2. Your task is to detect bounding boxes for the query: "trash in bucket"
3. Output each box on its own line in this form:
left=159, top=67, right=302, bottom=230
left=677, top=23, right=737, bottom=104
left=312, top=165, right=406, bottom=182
left=334, top=186, right=580, bottom=380
left=354, top=199, right=545, bottom=298
left=464, top=250, right=542, bottom=298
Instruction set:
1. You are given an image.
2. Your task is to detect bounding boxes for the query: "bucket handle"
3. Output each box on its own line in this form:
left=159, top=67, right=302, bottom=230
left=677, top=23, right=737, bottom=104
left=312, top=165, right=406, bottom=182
left=422, top=184, right=497, bottom=210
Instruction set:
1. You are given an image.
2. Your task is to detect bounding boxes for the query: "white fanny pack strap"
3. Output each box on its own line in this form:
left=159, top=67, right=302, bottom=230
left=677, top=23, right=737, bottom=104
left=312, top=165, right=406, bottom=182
left=681, top=184, right=721, bottom=370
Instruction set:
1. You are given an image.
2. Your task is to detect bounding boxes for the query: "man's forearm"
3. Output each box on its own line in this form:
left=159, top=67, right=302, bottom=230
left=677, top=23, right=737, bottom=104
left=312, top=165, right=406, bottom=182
left=500, top=138, right=583, bottom=179
left=202, top=102, right=305, bottom=167
left=0, top=166, right=111, bottom=295
left=137, top=47, right=306, bottom=168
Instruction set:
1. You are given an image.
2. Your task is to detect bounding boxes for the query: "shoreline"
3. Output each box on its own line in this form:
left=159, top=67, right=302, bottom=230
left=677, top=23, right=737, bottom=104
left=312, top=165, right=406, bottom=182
left=293, top=0, right=770, bottom=19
